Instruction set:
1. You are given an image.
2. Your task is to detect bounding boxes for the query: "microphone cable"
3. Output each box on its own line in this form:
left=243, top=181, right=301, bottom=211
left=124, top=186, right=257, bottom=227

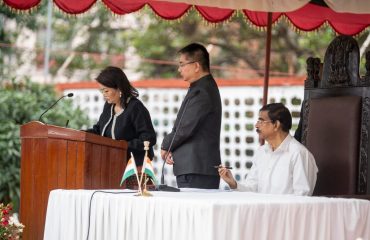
left=85, top=190, right=138, bottom=240
left=160, top=97, right=190, bottom=184
left=159, top=90, right=200, bottom=190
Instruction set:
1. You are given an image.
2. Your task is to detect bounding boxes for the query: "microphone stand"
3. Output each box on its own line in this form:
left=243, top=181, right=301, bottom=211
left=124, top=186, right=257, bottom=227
left=39, top=93, right=74, bottom=123
left=157, top=91, right=198, bottom=192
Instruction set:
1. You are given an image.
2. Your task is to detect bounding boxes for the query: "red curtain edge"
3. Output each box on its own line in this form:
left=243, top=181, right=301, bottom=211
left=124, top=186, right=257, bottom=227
left=3, top=0, right=41, bottom=11
left=2, top=0, right=369, bottom=35
left=54, top=0, right=97, bottom=15
left=149, top=3, right=191, bottom=20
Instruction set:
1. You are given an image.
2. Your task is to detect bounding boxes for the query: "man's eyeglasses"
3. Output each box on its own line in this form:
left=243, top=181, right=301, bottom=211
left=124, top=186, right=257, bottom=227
left=178, top=61, right=196, bottom=68
left=256, top=119, right=272, bottom=125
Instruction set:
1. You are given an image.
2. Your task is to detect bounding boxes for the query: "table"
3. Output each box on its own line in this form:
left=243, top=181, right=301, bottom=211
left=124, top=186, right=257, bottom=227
left=43, top=189, right=370, bottom=240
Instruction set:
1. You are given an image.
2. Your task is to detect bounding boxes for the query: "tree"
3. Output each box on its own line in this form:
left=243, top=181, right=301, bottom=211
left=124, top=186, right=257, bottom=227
left=130, top=10, right=340, bottom=78
left=1, top=5, right=369, bottom=80
left=48, top=5, right=135, bottom=80
left=0, top=78, right=90, bottom=210
left=0, top=4, right=134, bottom=82
left=0, top=3, right=48, bottom=78
left=130, top=9, right=370, bottom=79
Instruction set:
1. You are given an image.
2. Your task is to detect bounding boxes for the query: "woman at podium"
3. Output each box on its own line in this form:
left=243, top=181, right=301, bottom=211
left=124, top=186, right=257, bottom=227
left=86, top=66, right=156, bottom=168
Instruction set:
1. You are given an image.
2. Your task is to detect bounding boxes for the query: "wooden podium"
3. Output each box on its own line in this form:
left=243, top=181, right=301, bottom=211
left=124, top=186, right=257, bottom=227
left=19, top=121, right=128, bottom=240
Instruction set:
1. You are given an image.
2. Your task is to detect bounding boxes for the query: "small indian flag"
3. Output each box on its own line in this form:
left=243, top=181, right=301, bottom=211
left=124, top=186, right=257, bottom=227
left=120, top=153, right=139, bottom=186
left=142, top=156, right=158, bottom=185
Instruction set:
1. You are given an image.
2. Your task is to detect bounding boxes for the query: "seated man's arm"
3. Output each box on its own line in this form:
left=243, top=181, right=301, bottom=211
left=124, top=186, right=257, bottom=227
left=292, top=150, right=318, bottom=196
left=235, top=160, right=259, bottom=192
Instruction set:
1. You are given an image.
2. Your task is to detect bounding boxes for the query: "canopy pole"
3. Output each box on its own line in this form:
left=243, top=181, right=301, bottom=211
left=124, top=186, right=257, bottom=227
left=259, top=12, right=273, bottom=146
left=262, top=12, right=272, bottom=106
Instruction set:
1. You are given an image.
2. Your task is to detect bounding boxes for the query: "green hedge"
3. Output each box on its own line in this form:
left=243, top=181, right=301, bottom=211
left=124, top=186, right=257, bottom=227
left=0, top=79, right=90, bottom=211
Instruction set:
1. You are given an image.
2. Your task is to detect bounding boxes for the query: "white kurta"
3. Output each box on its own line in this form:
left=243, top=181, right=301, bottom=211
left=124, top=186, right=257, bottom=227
left=237, top=134, right=318, bottom=195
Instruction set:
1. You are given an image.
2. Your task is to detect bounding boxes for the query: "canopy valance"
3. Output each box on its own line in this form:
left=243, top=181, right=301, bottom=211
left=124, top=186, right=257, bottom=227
left=3, top=0, right=370, bottom=35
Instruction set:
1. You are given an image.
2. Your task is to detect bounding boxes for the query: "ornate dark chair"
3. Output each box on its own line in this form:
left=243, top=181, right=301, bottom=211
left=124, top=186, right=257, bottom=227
left=295, top=36, right=370, bottom=198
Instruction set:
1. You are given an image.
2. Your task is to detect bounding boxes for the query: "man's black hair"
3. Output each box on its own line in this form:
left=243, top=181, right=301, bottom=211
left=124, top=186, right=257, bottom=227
left=178, top=43, right=210, bottom=72
left=260, top=103, right=292, bottom=133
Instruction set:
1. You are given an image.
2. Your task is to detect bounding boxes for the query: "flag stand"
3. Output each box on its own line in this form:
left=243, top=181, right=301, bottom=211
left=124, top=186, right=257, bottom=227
left=140, top=178, right=153, bottom=197
left=137, top=141, right=154, bottom=197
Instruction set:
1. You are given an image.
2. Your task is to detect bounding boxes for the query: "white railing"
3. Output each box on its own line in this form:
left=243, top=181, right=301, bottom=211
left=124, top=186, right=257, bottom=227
left=65, top=84, right=304, bottom=188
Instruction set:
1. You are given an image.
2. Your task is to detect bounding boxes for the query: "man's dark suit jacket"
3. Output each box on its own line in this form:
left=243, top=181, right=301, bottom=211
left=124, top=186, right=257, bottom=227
left=161, top=74, right=222, bottom=177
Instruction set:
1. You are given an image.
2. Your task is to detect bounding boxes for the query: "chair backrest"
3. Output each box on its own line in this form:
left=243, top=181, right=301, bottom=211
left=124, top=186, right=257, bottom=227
left=296, top=35, right=370, bottom=196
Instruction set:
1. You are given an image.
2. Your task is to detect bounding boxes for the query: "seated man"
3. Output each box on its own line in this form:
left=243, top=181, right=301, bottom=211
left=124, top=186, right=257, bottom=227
left=219, top=103, right=318, bottom=196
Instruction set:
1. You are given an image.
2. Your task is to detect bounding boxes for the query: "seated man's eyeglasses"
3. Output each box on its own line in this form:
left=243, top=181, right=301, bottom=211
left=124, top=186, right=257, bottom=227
left=178, top=61, right=197, bottom=68
left=256, top=119, right=272, bottom=125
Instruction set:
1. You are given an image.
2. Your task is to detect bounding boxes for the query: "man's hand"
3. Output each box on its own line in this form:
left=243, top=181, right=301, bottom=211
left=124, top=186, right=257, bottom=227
left=161, top=149, right=174, bottom=165
left=218, top=165, right=237, bottom=189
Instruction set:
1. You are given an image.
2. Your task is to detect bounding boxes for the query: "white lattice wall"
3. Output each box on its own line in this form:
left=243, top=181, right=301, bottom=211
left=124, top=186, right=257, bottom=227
left=65, top=85, right=304, bottom=188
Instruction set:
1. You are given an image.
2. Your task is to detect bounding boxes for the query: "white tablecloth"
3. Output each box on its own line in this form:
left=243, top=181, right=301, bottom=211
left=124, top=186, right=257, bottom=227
left=43, top=189, right=370, bottom=240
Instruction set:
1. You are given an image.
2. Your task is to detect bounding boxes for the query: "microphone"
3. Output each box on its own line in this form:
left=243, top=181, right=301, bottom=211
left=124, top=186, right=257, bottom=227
left=157, top=89, right=200, bottom=192
left=39, top=93, right=74, bottom=123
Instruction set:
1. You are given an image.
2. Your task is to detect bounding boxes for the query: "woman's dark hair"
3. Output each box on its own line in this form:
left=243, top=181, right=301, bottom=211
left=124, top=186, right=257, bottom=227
left=260, top=103, right=292, bottom=133
left=178, top=43, right=210, bottom=72
left=96, top=66, right=139, bottom=108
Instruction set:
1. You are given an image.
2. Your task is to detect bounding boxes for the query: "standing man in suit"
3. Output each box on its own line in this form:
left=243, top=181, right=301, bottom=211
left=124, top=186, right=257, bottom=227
left=161, top=43, right=222, bottom=189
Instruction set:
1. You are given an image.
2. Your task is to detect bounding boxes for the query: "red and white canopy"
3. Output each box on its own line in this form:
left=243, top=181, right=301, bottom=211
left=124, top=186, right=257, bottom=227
left=3, top=0, right=370, bottom=35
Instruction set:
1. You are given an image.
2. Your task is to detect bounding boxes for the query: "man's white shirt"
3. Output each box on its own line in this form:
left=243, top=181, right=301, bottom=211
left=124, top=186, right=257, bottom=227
left=237, top=134, right=318, bottom=196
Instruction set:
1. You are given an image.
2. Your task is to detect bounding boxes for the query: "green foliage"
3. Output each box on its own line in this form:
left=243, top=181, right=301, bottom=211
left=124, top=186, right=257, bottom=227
left=130, top=10, right=193, bottom=78
left=0, top=2, right=48, bottom=26
left=1, top=4, right=132, bottom=80
left=1, top=4, right=369, bottom=79
left=131, top=9, right=339, bottom=78
left=0, top=78, right=90, bottom=211
left=1, top=3, right=47, bottom=77
left=47, top=5, right=132, bottom=79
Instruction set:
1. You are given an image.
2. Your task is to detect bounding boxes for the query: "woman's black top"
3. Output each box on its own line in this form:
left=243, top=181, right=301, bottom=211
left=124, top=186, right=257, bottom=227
left=86, top=97, right=156, bottom=166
